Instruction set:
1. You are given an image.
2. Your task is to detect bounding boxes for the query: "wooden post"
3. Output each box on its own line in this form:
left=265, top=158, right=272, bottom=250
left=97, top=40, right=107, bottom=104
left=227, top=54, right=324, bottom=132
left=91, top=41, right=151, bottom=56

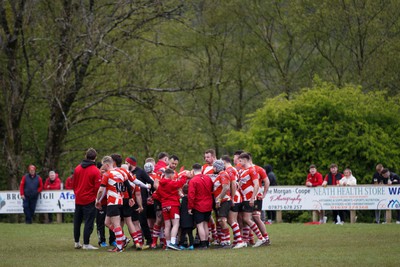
left=350, top=210, right=357, bottom=223
left=385, top=210, right=392, bottom=223
left=43, top=213, right=49, bottom=223
left=276, top=211, right=282, bottom=223
left=312, top=211, right=318, bottom=222
left=56, top=213, right=62, bottom=223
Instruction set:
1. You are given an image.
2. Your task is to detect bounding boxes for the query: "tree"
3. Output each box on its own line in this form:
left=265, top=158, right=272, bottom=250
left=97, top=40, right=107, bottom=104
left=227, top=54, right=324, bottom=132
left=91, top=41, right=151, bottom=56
left=227, top=79, right=400, bottom=185
left=307, top=0, right=400, bottom=91
left=0, top=0, right=36, bottom=189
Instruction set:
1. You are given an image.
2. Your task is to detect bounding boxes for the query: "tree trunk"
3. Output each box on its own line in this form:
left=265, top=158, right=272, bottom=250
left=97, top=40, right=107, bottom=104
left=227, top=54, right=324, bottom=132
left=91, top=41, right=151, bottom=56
left=0, top=0, right=29, bottom=189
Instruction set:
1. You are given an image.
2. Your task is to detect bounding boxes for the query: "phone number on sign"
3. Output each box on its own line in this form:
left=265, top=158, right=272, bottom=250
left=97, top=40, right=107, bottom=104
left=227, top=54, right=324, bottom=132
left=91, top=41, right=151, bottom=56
left=267, top=205, right=302, bottom=210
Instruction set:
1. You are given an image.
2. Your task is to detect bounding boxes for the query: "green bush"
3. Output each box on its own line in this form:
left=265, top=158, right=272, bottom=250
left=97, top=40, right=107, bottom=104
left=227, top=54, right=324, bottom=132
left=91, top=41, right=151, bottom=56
left=227, top=80, right=400, bottom=185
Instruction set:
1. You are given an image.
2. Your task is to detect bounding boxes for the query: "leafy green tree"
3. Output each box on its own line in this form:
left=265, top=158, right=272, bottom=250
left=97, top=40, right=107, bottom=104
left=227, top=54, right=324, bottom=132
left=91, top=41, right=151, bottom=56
left=227, top=79, right=400, bottom=185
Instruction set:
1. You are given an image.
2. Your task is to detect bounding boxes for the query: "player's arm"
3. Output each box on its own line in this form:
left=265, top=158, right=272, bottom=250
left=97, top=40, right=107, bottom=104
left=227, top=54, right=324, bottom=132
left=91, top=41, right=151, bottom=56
left=250, top=171, right=259, bottom=206
left=153, top=178, right=159, bottom=190
left=133, top=179, right=149, bottom=189
left=123, top=180, right=133, bottom=199
left=135, top=190, right=143, bottom=213
left=95, top=186, right=106, bottom=209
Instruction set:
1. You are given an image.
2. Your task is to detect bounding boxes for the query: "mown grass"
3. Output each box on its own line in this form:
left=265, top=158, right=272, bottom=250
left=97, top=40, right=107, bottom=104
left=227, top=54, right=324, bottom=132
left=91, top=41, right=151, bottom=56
left=0, top=222, right=398, bottom=267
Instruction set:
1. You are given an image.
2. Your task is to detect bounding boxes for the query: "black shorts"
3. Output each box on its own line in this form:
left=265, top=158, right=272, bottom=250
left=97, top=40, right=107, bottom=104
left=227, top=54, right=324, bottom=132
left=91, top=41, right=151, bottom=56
left=193, top=210, right=211, bottom=224
left=241, top=201, right=254, bottom=213
left=122, top=199, right=133, bottom=218
left=106, top=204, right=122, bottom=217
left=154, top=199, right=162, bottom=212
left=253, top=199, right=263, bottom=212
left=230, top=202, right=242, bottom=213
left=131, top=204, right=140, bottom=221
left=217, top=201, right=231, bottom=218
left=147, top=203, right=156, bottom=219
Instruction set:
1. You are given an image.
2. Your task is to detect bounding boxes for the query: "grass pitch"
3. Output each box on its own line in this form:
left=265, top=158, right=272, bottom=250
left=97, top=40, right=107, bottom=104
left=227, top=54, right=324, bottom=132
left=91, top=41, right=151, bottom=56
left=0, top=222, right=398, bottom=267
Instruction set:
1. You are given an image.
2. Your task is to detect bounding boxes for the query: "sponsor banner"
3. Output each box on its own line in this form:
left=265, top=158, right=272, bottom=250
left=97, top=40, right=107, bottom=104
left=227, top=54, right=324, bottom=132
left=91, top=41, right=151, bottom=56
left=262, top=185, right=400, bottom=211
left=1, top=186, right=399, bottom=213
left=0, top=190, right=75, bottom=214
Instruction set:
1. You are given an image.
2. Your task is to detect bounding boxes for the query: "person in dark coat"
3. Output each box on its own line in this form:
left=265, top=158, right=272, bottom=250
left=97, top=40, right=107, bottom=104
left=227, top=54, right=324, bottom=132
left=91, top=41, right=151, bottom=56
left=125, top=156, right=155, bottom=246
left=264, top=164, right=277, bottom=223
left=179, top=184, right=194, bottom=250
left=19, top=165, right=43, bottom=224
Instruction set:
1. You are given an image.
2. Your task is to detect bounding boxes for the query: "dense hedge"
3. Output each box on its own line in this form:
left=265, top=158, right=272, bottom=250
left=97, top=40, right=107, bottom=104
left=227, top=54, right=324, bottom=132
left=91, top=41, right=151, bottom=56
left=228, top=80, right=400, bottom=185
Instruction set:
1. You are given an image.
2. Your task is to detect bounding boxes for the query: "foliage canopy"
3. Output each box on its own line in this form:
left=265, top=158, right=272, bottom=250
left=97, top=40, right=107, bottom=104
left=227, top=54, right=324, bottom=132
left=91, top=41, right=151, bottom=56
left=227, top=80, right=400, bottom=184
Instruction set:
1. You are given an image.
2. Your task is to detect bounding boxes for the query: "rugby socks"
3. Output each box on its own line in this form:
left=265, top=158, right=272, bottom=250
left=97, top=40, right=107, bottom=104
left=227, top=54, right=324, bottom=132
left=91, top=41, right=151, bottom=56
left=231, top=222, right=243, bottom=244
left=263, top=232, right=269, bottom=240
left=114, top=227, right=124, bottom=249
left=132, top=231, right=140, bottom=246
left=242, top=226, right=250, bottom=243
left=221, top=228, right=231, bottom=244
left=217, top=224, right=222, bottom=242
left=249, top=231, right=255, bottom=244
left=137, top=230, right=144, bottom=245
left=152, top=224, right=161, bottom=245
left=208, top=221, right=218, bottom=241
left=250, top=222, right=263, bottom=240
left=160, top=227, right=166, bottom=245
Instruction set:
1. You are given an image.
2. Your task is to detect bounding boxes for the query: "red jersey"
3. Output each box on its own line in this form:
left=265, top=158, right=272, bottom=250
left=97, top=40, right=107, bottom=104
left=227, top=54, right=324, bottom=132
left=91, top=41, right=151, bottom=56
left=213, top=171, right=231, bottom=202
left=238, top=166, right=258, bottom=201
left=307, top=172, right=323, bottom=186
left=202, top=163, right=218, bottom=182
left=157, top=176, right=187, bottom=208
left=188, top=174, right=213, bottom=212
left=155, top=160, right=168, bottom=174
left=101, top=169, right=126, bottom=206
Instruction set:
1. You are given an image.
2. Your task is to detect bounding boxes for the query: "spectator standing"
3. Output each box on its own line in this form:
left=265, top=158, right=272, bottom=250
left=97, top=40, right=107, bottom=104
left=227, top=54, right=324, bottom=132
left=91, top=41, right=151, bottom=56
left=339, top=168, right=357, bottom=186
left=65, top=171, right=74, bottom=190
left=372, top=164, right=385, bottom=223
left=44, top=170, right=61, bottom=223
left=381, top=168, right=400, bottom=224
left=73, top=148, right=101, bottom=250
left=264, top=164, right=277, bottom=224
left=322, top=163, right=344, bottom=224
left=19, top=165, right=43, bottom=224
left=305, top=164, right=325, bottom=223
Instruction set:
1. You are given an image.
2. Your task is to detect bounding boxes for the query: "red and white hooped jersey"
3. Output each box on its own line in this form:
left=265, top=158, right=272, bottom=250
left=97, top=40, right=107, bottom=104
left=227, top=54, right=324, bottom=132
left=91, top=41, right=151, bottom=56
left=225, top=165, right=241, bottom=203
left=254, top=165, right=268, bottom=198
left=202, top=163, right=218, bottom=182
left=238, top=166, right=258, bottom=201
left=114, top=167, right=138, bottom=199
left=213, top=171, right=231, bottom=202
left=101, top=169, right=127, bottom=206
